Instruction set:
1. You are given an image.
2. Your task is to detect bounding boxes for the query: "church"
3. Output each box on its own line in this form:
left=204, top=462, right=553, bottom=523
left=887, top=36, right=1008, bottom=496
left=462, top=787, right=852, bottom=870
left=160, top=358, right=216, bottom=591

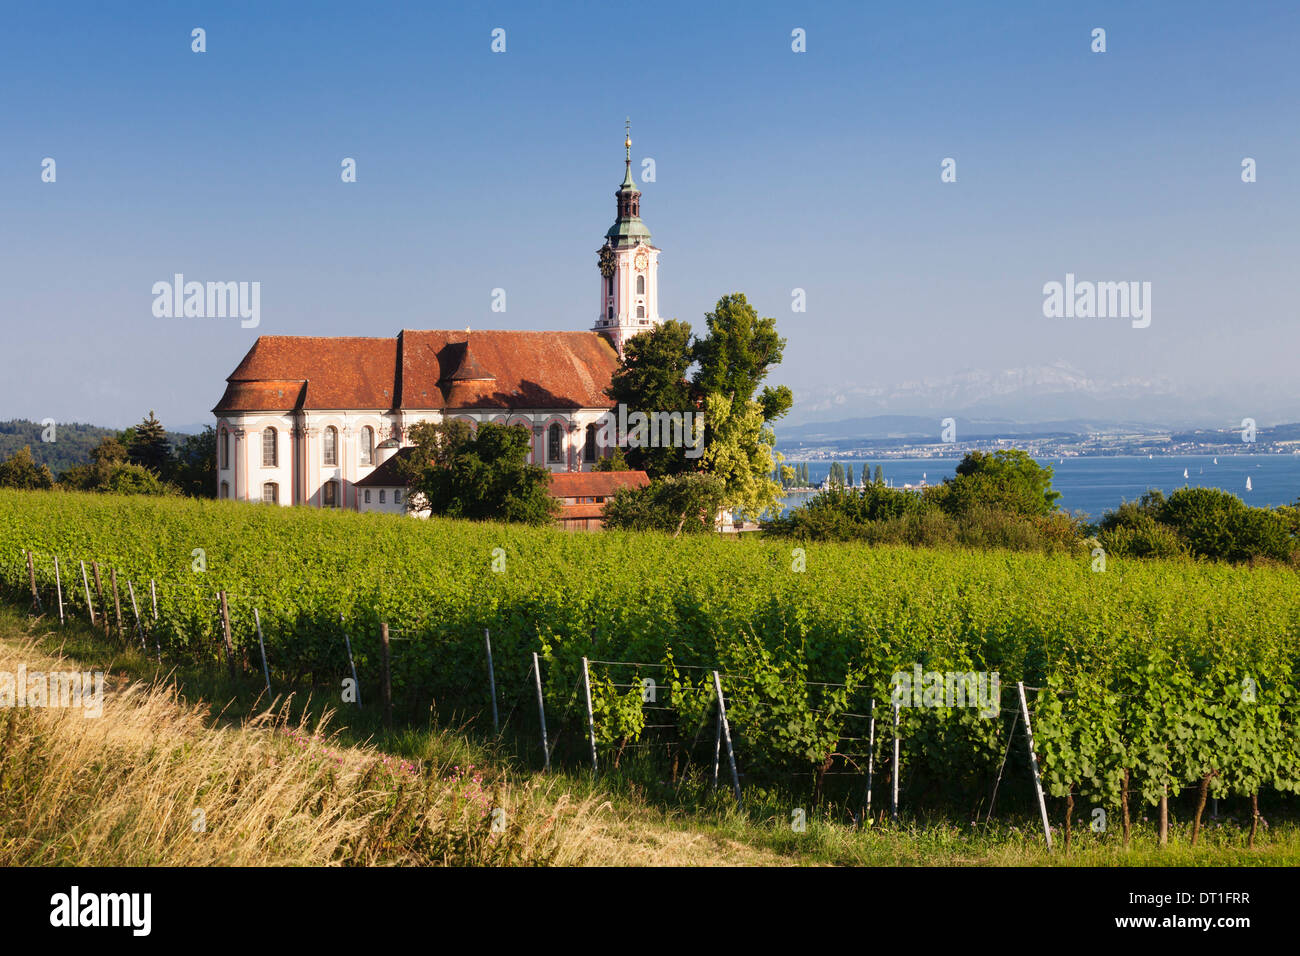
left=212, top=129, right=662, bottom=510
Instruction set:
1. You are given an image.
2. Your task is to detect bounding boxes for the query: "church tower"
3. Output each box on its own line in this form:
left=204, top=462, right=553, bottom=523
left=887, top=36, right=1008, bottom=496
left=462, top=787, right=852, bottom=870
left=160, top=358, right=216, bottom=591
left=594, top=121, right=662, bottom=356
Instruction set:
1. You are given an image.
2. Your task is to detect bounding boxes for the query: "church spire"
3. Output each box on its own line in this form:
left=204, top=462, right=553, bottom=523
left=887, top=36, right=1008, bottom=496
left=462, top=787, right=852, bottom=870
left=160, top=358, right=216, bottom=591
left=608, top=119, right=650, bottom=245
left=595, top=118, right=662, bottom=355
left=621, top=117, right=635, bottom=189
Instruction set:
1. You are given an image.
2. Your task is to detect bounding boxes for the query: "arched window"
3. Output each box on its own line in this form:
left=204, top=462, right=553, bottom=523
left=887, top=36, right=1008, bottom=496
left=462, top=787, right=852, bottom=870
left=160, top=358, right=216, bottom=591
left=323, top=426, right=338, bottom=466
left=607, top=306, right=613, bottom=320
left=547, top=423, right=563, bottom=463
left=379, top=490, right=386, bottom=504
left=636, top=304, right=645, bottom=318
left=360, top=426, right=374, bottom=466
left=636, top=274, right=645, bottom=294
left=220, top=480, right=229, bottom=499
left=584, top=423, right=598, bottom=463
left=322, top=481, right=338, bottom=508
left=220, top=429, right=229, bottom=470
left=262, top=482, right=278, bottom=504
left=262, top=427, right=277, bottom=467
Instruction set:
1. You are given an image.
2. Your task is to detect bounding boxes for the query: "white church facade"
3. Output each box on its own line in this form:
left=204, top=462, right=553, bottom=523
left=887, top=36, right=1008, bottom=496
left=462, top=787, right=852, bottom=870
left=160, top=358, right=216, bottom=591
left=212, top=129, right=664, bottom=510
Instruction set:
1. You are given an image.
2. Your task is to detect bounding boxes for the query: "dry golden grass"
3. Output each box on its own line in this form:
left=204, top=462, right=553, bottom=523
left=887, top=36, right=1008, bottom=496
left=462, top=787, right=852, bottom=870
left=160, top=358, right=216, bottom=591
left=0, top=636, right=609, bottom=866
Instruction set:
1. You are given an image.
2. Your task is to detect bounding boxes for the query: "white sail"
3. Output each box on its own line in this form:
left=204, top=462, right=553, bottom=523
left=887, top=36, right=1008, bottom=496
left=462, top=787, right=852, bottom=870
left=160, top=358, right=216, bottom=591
left=1246, top=476, right=1253, bottom=492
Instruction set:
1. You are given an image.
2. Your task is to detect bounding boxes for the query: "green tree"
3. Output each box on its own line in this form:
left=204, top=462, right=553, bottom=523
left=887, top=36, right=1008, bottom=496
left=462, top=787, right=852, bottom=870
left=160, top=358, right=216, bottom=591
left=593, top=445, right=630, bottom=473
left=400, top=420, right=557, bottom=525
left=846, top=464, right=854, bottom=487
left=698, top=390, right=785, bottom=521
left=0, top=446, right=55, bottom=490
left=102, top=462, right=175, bottom=496
left=602, top=473, right=726, bottom=536
left=692, top=293, right=792, bottom=424
left=606, top=319, right=696, bottom=478
left=942, top=449, right=1060, bottom=517
left=873, top=464, right=884, bottom=486
left=691, top=294, right=792, bottom=520
left=172, top=427, right=217, bottom=497
left=127, top=411, right=171, bottom=476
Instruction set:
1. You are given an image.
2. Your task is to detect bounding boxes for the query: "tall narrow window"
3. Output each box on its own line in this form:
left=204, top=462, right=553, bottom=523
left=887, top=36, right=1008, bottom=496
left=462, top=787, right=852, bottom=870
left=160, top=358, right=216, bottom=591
left=323, top=426, right=338, bottom=466
left=636, top=274, right=645, bottom=294
left=262, top=482, right=278, bottom=504
left=547, top=423, right=563, bottom=463
left=322, top=481, right=338, bottom=508
left=220, top=480, right=229, bottom=499
left=584, top=424, right=597, bottom=463
left=220, top=429, right=229, bottom=470
left=379, top=490, right=386, bottom=504
left=637, top=304, right=645, bottom=318
left=262, top=427, right=277, bottom=467
left=360, top=426, right=374, bottom=466
left=607, top=276, right=613, bottom=296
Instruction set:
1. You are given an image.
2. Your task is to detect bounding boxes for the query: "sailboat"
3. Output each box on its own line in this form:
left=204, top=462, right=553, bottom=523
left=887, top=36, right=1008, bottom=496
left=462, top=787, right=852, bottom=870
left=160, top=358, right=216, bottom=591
left=1183, top=468, right=1189, bottom=479
left=1246, top=476, right=1253, bottom=492
left=1213, top=457, right=1218, bottom=464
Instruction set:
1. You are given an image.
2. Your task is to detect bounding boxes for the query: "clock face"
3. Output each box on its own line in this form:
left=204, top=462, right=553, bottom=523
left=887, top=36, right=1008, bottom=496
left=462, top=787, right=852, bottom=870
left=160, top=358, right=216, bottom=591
left=598, top=244, right=615, bottom=277
left=634, top=251, right=648, bottom=271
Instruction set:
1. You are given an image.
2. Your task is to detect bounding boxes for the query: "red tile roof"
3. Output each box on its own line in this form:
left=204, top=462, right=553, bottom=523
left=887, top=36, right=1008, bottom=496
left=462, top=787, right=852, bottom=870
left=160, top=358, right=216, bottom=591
left=548, top=470, right=649, bottom=498
left=215, top=330, right=620, bottom=414
left=558, top=503, right=607, bottom=520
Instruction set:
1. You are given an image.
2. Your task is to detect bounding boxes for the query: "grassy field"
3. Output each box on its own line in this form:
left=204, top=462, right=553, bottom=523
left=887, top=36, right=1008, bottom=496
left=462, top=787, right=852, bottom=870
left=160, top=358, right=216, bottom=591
left=4, top=603, right=1296, bottom=866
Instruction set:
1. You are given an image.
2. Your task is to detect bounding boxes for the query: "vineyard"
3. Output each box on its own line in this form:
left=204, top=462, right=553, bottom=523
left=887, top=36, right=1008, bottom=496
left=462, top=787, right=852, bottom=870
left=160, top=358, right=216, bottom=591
left=2, top=489, right=1298, bottom=838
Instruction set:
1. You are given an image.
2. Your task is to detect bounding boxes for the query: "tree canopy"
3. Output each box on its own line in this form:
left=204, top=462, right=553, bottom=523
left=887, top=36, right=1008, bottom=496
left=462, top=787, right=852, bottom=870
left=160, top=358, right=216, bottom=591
left=400, top=420, right=558, bottom=525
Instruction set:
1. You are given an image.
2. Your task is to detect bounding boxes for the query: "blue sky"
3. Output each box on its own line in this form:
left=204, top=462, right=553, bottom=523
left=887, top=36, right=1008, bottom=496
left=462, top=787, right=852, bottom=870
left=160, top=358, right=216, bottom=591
left=1, top=1, right=1297, bottom=428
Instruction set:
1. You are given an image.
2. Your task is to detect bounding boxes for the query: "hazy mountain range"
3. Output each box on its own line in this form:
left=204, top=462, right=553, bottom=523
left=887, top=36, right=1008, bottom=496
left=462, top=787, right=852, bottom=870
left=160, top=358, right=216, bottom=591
left=785, top=362, right=1298, bottom=439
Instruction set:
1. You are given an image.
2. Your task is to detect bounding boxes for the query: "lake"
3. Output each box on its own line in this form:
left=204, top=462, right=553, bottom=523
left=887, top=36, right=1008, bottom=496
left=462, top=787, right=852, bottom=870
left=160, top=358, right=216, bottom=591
left=778, top=454, right=1300, bottom=520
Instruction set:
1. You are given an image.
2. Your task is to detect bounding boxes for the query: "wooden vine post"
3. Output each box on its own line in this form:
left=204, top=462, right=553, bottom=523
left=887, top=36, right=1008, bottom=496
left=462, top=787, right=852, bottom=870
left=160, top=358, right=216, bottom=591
left=532, top=652, right=550, bottom=771
left=53, top=556, right=64, bottom=625
left=127, top=581, right=145, bottom=650
left=26, top=550, right=42, bottom=613
left=91, top=562, right=107, bottom=635
left=254, top=608, right=272, bottom=697
left=891, top=699, right=901, bottom=822
left=80, top=561, right=96, bottom=627
left=218, top=590, right=236, bottom=680
left=712, top=670, right=742, bottom=808
left=581, top=656, right=598, bottom=772
left=379, top=623, right=393, bottom=728
left=483, top=629, right=499, bottom=734
left=340, top=613, right=360, bottom=707
left=1018, top=681, right=1053, bottom=851
left=864, top=698, right=876, bottom=823
left=109, top=568, right=124, bottom=638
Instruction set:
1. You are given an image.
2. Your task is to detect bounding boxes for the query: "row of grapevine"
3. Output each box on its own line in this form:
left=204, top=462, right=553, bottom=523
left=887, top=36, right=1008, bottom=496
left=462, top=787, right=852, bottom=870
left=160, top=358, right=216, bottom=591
left=2, top=489, right=1297, bottom=822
